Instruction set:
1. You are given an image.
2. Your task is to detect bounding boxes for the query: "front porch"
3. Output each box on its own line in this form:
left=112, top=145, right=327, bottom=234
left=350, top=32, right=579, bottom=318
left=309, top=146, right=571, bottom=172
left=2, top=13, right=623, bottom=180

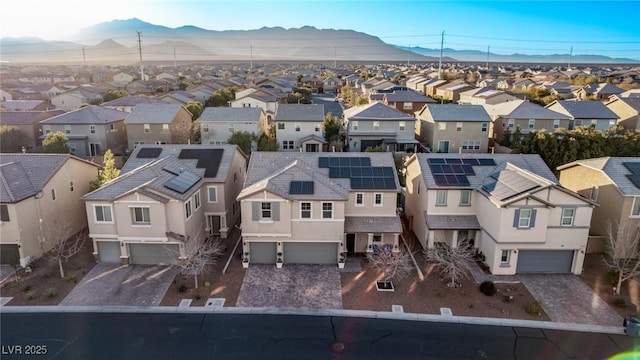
left=424, top=214, right=481, bottom=249
left=344, top=216, right=403, bottom=254
left=299, top=134, right=326, bottom=152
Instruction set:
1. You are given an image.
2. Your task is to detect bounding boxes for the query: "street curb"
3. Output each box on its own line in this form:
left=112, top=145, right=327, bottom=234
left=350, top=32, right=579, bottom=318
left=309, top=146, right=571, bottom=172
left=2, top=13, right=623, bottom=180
left=0, top=305, right=624, bottom=335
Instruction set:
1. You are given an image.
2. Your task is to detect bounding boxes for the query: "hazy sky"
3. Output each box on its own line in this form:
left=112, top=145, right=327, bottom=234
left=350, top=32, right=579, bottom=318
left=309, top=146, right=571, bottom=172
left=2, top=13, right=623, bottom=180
left=2, top=0, right=639, bottom=59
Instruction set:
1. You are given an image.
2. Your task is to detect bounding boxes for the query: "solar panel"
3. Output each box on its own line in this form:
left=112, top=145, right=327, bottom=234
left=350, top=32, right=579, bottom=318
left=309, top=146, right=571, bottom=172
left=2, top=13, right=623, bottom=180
left=430, top=164, right=443, bottom=174
left=339, top=167, right=351, bottom=177
left=446, top=158, right=462, bottom=164
left=351, top=167, right=362, bottom=176
left=136, top=147, right=162, bottom=158
left=428, top=158, right=446, bottom=165
left=441, top=164, right=453, bottom=173
left=372, top=167, right=384, bottom=177
left=373, top=178, right=385, bottom=188
left=351, top=177, right=363, bottom=189
left=450, top=164, right=464, bottom=174
left=478, top=158, right=496, bottom=166
left=162, top=165, right=182, bottom=175
left=329, top=167, right=341, bottom=178
left=164, top=171, right=201, bottom=194
left=362, top=178, right=374, bottom=189
left=384, top=177, right=396, bottom=188
left=623, top=162, right=640, bottom=175
left=627, top=175, right=640, bottom=190
left=462, top=158, right=479, bottom=165
left=462, top=165, right=475, bottom=175
left=433, top=175, right=448, bottom=186
left=360, top=157, right=371, bottom=167
left=290, top=181, right=314, bottom=194
left=329, top=157, right=340, bottom=167
left=178, top=148, right=224, bottom=178
left=361, top=167, right=373, bottom=177
left=318, top=157, right=329, bottom=168
left=382, top=167, right=394, bottom=177
left=349, top=157, right=360, bottom=166
left=339, top=157, right=350, bottom=166
left=456, top=175, right=470, bottom=186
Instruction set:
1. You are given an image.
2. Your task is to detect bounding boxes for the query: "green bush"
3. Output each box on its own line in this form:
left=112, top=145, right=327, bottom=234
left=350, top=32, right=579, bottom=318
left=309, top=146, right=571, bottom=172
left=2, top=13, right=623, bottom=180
left=25, top=290, right=37, bottom=300
left=22, top=285, right=32, bottom=293
left=194, top=293, right=202, bottom=301
left=480, top=281, right=497, bottom=296
left=525, top=300, right=542, bottom=316
left=44, top=288, right=58, bottom=298
left=178, top=283, right=188, bottom=293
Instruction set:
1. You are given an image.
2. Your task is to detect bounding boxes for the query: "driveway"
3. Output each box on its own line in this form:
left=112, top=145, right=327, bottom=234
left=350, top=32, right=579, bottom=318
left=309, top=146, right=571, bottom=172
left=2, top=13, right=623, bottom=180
left=60, top=263, right=179, bottom=306
left=0, top=264, right=14, bottom=283
left=237, top=265, right=342, bottom=309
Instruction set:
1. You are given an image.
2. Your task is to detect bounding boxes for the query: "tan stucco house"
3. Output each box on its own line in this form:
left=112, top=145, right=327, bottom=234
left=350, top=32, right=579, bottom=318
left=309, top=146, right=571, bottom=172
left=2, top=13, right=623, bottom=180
left=124, top=103, right=192, bottom=150
left=605, top=96, right=640, bottom=130
left=1, top=154, right=99, bottom=265
left=82, top=144, right=247, bottom=265
left=237, top=152, right=402, bottom=267
left=200, top=107, right=269, bottom=146
left=404, top=153, right=596, bottom=275
left=414, top=104, right=491, bottom=153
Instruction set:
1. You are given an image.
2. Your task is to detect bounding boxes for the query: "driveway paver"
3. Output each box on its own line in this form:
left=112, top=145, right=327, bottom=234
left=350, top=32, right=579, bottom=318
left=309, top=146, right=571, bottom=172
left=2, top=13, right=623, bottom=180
left=237, top=264, right=342, bottom=308
left=60, top=263, right=179, bottom=306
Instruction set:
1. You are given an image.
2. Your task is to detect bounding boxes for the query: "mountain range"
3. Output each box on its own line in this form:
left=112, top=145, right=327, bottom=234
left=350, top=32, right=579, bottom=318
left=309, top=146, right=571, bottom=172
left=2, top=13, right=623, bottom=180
left=0, top=18, right=636, bottom=64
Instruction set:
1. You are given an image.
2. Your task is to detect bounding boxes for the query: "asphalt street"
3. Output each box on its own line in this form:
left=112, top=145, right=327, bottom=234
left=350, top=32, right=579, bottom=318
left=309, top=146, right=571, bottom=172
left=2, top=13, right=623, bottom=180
left=1, top=312, right=638, bottom=359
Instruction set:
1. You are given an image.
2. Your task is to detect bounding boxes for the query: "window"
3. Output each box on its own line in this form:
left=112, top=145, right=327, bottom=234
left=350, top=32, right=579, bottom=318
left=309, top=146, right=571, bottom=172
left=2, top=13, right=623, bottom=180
left=528, top=119, right=535, bottom=129
left=352, top=121, right=358, bottom=130
left=589, top=186, right=599, bottom=201
left=51, top=189, right=56, bottom=200
left=561, top=208, right=575, bottom=226
left=207, top=186, right=218, bottom=202
left=403, top=102, right=413, bottom=110
left=68, top=143, right=76, bottom=154
left=481, top=123, right=488, bottom=132
left=155, top=141, right=166, bottom=145
left=282, top=141, right=294, bottom=150
left=518, top=209, right=532, bottom=228
left=185, top=200, right=192, bottom=219
left=202, top=126, right=209, bottom=132
left=374, top=193, right=383, bottom=206
left=462, top=140, right=479, bottom=150
left=373, top=121, right=380, bottom=130
left=163, top=124, right=169, bottom=133
left=500, top=250, right=510, bottom=264
left=132, top=207, right=150, bottom=225
left=315, top=124, right=321, bottom=132
left=90, top=125, right=96, bottom=134
left=64, top=125, right=71, bottom=134
left=322, top=202, right=333, bottom=219
left=373, top=234, right=382, bottom=243
left=110, top=124, right=115, bottom=131
left=277, top=123, right=285, bottom=130
left=456, top=122, right=463, bottom=131
left=234, top=172, right=238, bottom=183
left=69, top=181, right=74, bottom=192
left=300, top=202, right=311, bottom=219
left=609, top=119, right=617, bottom=128
left=144, top=124, right=150, bottom=133
left=632, top=197, right=640, bottom=217
left=94, top=205, right=113, bottom=223
left=355, top=193, right=364, bottom=206
left=438, top=122, right=447, bottom=130
left=295, top=123, right=301, bottom=132
left=43, top=125, right=51, bottom=134
left=1, top=205, right=10, bottom=222
left=460, top=190, right=471, bottom=206
left=508, top=119, right=515, bottom=129
left=553, top=119, right=560, bottom=129
left=436, top=190, right=447, bottom=206
left=194, top=192, right=201, bottom=210
left=261, top=202, right=272, bottom=219
left=591, top=119, right=598, bottom=127
left=399, top=121, right=405, bottom=131
left=228, top=123, right=235, bottom=133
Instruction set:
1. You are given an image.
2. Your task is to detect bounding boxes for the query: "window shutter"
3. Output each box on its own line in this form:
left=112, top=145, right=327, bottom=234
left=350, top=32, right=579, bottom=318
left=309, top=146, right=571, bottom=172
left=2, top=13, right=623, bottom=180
left=513, top=209, right=520, bottom=227
left=530, top=209, right=537, bottom=227
left=252, top=202, right=258, bottom=221
left=272, top=202, right=280, bottom=221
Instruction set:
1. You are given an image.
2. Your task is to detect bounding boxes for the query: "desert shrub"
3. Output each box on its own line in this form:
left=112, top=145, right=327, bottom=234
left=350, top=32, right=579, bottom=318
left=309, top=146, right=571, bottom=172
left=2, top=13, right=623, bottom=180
left=611, top=298, right=627, bottom=308
left=525, top=300, right=543, bottom=316
left=65, top=275, right=77, bottom=283
left=480, top=280, right=497, bottom=296
left=44, top=288, right=58, bottom=298
left=22, top=285, right=32, bottom=292
left=25, top=290, right=37, bottom=300
left=178, top=283, right=188, bottom=293
left=41, top=270, right=52, bottom=278
left=503, top=295, right=514, bottom=303
left=194, top=293, right=202, bottom=301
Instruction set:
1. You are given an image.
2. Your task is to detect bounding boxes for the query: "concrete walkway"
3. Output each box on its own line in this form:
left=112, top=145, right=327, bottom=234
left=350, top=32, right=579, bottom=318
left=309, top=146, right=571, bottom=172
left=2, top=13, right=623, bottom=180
left=469, top=262, right=622, bottom=326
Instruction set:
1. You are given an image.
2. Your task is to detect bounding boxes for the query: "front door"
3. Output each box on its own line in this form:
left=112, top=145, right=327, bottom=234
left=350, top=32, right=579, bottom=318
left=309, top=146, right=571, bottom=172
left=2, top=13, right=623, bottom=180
left=437, top=140, right=450, bottom=153
left=305, top=143, right=319, bottom=152
left=90, top=143, right=100, bottom=156
left=208, top=215, right=221, bottom=235
left=346, top=234, right=356, bottom=253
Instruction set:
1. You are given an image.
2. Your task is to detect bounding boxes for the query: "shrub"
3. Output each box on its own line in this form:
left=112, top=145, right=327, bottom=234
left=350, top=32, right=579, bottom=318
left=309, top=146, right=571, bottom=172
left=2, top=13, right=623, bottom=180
left=178, top=283, right=188, bottom=293
left=25, top=290, right=37, bottom=300
left=22, top=285, right=32, bottom=293
left=44, top=288, right=58, bottom=298
left=525, top=300, right=542, bottom=316
left=41, top=271, right=52, bottom=279
left=480, top=281, right=497, bottom=296
left=605, top=269, right=620, bottom=285
left=194, top=293, right=202, bottom=301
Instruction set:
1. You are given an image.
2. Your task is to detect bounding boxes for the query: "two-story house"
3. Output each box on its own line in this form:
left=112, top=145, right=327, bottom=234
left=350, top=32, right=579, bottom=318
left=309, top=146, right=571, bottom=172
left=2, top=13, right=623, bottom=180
left=274, top=104, right=325, bottom=152
left=39, top=105, right=128, bottom=156
left=576, top=83, right=625, bottom=101
left=483, top=100, right=572, bottom=142
left=51, top=89, right=103, bottom=111
left=414, top=104, right=492, bottom=153
left=102, top=95, right=167, bottom=113
left=199, top=107, right=269, bottom=145
left=0, top=111, right=61, bottom=151
left=124, top=103, right=192, bottom=150
left=237, top=152, right=401, bottom=267
left=383, top=90, right=436, bottom=116
left=404, top=153, right=596, bottom=275
left=545, top=100, right=619, bottom=132
left=605, top=96, right=640, bottom=130
left=1, top=154, right=99, bottom=265
left=82, top=144, right=247, bottom=265
left=230, top=89, right=288, bottom=120
left=435, top=81, right=474, bottom=102
left=458, top=87, right=517, bottom=105
left=343, top=102, right=418, bottom=152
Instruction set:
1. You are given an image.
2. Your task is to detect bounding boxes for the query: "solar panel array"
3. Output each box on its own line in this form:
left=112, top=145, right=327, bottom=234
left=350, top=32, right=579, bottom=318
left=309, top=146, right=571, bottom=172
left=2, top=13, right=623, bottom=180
left=623, top=161, right=640, bottom=190
left=318, top=156, right=396, bottom=190
left=136, top=147, right=162, bottom=158
left=427, top=157, right=496, bottom=187
left=178, top=148, right=224, bottom=178
left=164, top=171, right=201, bottom=194
left=289, top=181, right=315, bottom=195
left=482, top=170, right=540, bottom=200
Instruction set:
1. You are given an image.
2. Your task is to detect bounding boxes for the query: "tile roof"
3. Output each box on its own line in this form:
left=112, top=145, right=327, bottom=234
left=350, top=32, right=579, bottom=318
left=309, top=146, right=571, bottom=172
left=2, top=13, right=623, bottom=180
left=102, top=96, right=166, bottom=106
left=424, top=214, right=481, bottom=230
left=610, top=98, right=640, bottom=112
left=40, top=105, right=127, bottom=125
left=419, top=104, right=491, bottom=122
left=345, top=216, right=402, bottom=233
left=558, top=157, right=640, bottom=196
left=582, top=83, right=624, bottom=95
left=343, top=102, right=414, bottom=121
left=549, top=100, right=618, bottom=119
left=199, top=107, right=264, bottom=122
left=124, top=103, right=187, bottom=124
left=384, top=90, right=435, bottom=103
left=0, top=111, right=49, bottom=125
left=484, top=100, right=570, bottom=120
left=0, top=100, right=47, bottom=111
left=275, top=104, right=324, bottom=122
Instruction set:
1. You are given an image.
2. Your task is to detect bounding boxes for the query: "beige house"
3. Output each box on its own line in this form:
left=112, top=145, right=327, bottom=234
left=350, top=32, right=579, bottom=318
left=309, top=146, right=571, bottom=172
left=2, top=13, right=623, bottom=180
left=1, top=154, right=99, bottom=265
left=414, top=104, right=491, bottom=153
left=200, top=107, right=269, bottom=145
left=83, top=145, right=247, bottom=265
left=605, top=96, right=640, bottom=130
left=558, top=157, right=640, bottom=250
left=0, top=111, right=60, bottom=151
left=237, top=152, right=402, bottom=267
left=404, top=153, right=596, bottom=275
left=124, top=103, right=192, bottom=150
left=274, top=104, right=325, bottom=152
left=458, top=87, right=517, bottom=105
left=483, top=100, right=572, bottom=142
left=344, top=102, right=418, bottom=152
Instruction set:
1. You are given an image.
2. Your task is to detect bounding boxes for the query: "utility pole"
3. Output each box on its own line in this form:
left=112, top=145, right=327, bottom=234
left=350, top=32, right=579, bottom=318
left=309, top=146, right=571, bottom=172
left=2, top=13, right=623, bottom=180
left=136, top=31, right=144, bottom=80
left=407, top=45, right=410, bottom=66
left=486, top=46, right=490, bottom=69
left=250, top=45, right=253, bottom=69
left=438, top=31, right=445, bottom=80
left=568, top=46, right=573, bottom=70
left=173, top=46, right=177, bottom=70
left=82, top=47, right=86, bottom=67
left=334, top=46, right=337, bottom=68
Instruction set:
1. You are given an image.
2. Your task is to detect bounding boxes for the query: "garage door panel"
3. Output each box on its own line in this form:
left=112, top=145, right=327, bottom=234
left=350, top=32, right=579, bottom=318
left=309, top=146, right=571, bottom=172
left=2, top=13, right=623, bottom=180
left=129, top=243, right=178, bottom=265
left=284, top=242, right=337, bottom=264
left=517, top=250, right=573, bottom=273
left=250, top=242, right=277, bottom=264
left=97, top=241, right=121, bottom=263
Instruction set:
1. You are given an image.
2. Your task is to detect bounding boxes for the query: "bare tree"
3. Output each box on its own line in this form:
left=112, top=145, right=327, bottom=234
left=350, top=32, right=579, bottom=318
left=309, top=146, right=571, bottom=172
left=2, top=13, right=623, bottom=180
left=424, top=237, right=475, bottom=287
left=44, top=219, right=86, bottom=279
left=366, top=245, right=413, bottom=285
left=603, top=220, right=640, bottom=296
left=179, top=236, right=225, bottom=289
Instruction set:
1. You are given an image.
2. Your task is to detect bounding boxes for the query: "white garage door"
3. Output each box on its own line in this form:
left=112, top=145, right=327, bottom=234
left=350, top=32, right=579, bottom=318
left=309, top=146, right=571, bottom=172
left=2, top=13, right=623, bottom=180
left=516, top=250, right=574, bottom=273
left=284, top=242, right=338, bottom=264
left=97, top=241, right=121, bottom=263
left=249, top=242, right=277, bottom=264
left=129, top=243, right=179, bottom=265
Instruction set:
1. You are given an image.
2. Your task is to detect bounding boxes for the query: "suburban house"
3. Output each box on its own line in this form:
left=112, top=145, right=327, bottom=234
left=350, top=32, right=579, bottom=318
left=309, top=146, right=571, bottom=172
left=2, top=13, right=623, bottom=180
left=406, top=76, right=430, bottom=93
left=199, top=107, right=269, bottom=145
left=39, top=105, right=129, bottom=156
left=322, top=76, right=342, bottom=93
left=343, top=102, right=418, bottom=152
left=124, top=103, right=192, bottom=150
left=51, top=89, right=103, bottom=111
left=361, top=78, right=396, bottom=96
left=414, top=104, right=491, bottom=153
left=274, top=104, right=325, bottom=152
left=434, top=81, right=474, bottom=102
left=156, top=91, right=196, bottom=105
left=113, top=72, right=135, bottom=84
left=546, top=100, right=619, bottom=132
left=82, top=144, right=247, bottom=265
left=558, top=157, right=640, bottom=252
left=605, top=96, right=640, bottom=130
left=382, top=90, right=436, bottom=115
left=483, top=100, right=572, bottom=142
left=0, top=100, right=53, bottom=112
left=458, top=87, right=517, bottom=105
left=102, top=95, right=167, bottom=113
left=237, top=152, right=402, bottom=266
left=230, top=89, right=288, bottom=119
left=404, top=153, right=596, bottom=275
left=0, top=154, right=99, bottom=265
left=576, top=83, right=625, bottom=101
left=424, top=79, right=448, bottom=98
left=0, top=111, right=61, bottom=151
left=126, top=80, right=171, bottom=95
